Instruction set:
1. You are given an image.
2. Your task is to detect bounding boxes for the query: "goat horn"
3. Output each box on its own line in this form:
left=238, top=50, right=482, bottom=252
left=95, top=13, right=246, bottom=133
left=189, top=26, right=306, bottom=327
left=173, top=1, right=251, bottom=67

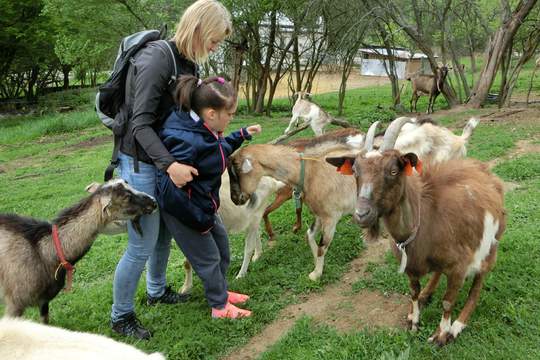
left=380, top=117, right=412, bottom=152
left=363, top=121, right=380, bottom=151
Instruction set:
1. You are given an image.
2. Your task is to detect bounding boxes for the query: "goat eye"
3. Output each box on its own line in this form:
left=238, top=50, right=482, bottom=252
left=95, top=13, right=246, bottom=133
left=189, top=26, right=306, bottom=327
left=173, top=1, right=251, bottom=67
left=390, top=169, right=398, bottom=176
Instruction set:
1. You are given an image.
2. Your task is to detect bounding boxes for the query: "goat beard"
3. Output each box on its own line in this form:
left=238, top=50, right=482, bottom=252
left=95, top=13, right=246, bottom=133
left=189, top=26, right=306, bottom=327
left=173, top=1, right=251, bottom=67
left=131, top=216, right=144, bottom=236
left=362, top=221, right=381, bottom=243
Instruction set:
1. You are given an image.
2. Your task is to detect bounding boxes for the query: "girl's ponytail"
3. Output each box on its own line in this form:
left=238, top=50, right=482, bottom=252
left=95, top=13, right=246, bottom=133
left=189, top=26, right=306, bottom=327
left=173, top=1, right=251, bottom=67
left=176, top=75, right=199, bottom=111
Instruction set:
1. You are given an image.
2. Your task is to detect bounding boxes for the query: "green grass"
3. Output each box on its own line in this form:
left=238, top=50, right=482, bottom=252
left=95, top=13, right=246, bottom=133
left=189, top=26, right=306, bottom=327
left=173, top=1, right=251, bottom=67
left=1, top=80, right=539, bottom=359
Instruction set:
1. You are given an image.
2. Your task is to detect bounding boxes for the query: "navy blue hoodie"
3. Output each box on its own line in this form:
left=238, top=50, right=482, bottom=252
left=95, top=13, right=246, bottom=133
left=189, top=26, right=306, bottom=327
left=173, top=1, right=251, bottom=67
left=156, top=109, right=251, bottom=232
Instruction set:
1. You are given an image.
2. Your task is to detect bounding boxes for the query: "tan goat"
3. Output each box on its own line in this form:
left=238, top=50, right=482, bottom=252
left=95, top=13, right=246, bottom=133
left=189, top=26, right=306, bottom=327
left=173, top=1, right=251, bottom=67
left=326, top=117, right=506, bottom=346
left=228, top=142, right=361, bottom=281
left=408, top=66, right=449, bottom=114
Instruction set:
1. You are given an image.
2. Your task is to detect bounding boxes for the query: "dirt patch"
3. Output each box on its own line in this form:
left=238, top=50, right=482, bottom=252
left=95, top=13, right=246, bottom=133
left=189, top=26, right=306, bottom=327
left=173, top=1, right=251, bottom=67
left=239, top=72, right=390, bottom=100
left=2, top=135, right=111, bottom=173
left=223, top=240, right=408, bottom=360
left=487, top=139, right=540, bottom=170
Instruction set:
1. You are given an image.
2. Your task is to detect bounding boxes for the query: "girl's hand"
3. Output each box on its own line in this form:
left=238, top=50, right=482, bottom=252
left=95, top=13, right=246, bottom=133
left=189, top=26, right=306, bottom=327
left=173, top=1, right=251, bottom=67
left=246, top=124, right=262, bottom=135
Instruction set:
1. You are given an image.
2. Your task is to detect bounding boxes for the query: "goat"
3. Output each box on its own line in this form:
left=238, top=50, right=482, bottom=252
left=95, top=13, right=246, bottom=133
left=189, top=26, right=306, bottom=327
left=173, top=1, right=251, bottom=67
left=284, top=92, right=350, bottom=136
left=0, top=317, right=164, bottom=360
left=408, top=66, right=449, bottom=114
left=263, top=128, right=362, bottom=242
left=347, top=117, right=479, bottom=164
left=0, top=179, right=157, bottom=323
left=228, top=142, right=360, bottom=281
left=264, top=118, right=478, bottom=242
left=326, top=117, right=506, bottom=346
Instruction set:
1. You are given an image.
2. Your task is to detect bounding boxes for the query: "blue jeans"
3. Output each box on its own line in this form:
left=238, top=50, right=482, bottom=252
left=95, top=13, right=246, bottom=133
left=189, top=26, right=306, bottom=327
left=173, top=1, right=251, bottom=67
left=111, top=152, right=171, bottom=321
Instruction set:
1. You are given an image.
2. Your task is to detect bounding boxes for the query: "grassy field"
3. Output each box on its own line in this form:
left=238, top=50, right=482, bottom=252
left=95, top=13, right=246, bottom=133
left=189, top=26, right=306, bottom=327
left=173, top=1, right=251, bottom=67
left=0, top=76, right=539, bottom=360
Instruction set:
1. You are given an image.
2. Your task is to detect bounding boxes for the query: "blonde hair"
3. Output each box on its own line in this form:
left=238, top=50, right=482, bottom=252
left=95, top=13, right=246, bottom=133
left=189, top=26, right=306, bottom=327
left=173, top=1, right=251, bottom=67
left=173, top=0, right=232, bottom=64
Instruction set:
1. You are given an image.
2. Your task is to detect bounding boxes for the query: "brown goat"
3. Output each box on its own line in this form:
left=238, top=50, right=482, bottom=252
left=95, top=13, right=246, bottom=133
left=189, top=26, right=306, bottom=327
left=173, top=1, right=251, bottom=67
left=408, top=66, right=449, bottom=114
left=263, top=128, right=362, bottom=242
left=0, top=179, right=156, bottom=323
left=326, top=117, right=506, bottom=346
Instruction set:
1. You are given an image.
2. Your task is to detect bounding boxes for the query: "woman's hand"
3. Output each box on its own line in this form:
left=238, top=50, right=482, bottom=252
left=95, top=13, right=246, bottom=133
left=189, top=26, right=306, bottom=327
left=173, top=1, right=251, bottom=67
left=246, top=124, right=262, bottom=135
left=167, top=162, right=199, bottom=187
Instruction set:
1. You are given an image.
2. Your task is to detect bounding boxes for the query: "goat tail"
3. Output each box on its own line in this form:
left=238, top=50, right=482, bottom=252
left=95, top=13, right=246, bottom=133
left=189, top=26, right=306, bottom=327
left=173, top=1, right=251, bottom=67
left=461, top=117, right=479, bottom=142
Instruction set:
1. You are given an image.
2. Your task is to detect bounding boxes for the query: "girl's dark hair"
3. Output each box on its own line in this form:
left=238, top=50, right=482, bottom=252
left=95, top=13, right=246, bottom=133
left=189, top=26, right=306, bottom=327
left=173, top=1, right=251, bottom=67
left=176, top=75, right=237, bottom=114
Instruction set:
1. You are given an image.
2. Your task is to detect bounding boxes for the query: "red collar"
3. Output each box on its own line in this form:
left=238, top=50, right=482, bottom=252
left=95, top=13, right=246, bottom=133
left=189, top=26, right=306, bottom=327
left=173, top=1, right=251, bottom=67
left=52, top=224, right=75, bottom=292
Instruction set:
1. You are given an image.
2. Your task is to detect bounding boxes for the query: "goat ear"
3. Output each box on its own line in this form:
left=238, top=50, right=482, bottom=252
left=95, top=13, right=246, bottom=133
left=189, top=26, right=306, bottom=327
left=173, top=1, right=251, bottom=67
left=401, top=153, right=422, bottom=176
left=326, top=156, right=356, bottom=175
left=241, top=158, right=253, bottom=173
left=85, top=182, right=101, bottom=193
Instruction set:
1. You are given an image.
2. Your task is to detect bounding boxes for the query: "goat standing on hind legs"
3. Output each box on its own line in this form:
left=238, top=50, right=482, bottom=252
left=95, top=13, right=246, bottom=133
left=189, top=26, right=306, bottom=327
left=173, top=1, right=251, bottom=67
left=408, top=66, right=449, bottom=114
left=0, top=179, right=156, bottom=323
left=326, top=117, right=506, bottom=346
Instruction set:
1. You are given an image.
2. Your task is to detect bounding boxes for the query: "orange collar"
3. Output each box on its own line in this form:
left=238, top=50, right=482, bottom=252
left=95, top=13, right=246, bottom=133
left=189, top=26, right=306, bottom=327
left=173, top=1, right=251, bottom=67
left=52, top=224, right=75, bottom=292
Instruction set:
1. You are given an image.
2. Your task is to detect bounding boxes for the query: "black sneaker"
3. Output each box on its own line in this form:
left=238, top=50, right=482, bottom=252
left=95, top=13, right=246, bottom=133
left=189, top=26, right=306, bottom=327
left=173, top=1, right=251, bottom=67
left=111, top=312, right=151, bottom=340
left=146, top=285, right=190, bottom=306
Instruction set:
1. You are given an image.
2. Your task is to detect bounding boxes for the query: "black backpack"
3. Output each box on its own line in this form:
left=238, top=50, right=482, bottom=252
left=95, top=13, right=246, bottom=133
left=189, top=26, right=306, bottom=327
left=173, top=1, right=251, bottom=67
left=96, top=29, right=177, bottom=181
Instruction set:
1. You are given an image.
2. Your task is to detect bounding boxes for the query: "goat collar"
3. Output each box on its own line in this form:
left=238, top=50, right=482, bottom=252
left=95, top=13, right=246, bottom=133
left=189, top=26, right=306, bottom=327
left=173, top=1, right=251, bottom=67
left=293, top=153, right=320, bottom=209
left=396, top=199, right=421, bottom=274
left=293, top=153, right=306, bottom=209
left=52, top=224, right=75, bottom=292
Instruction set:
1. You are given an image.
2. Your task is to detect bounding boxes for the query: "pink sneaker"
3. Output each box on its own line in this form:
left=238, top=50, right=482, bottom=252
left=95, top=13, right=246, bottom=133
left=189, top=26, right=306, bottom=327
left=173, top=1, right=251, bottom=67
left=227, top=291, right=250, bottom=305
left=211, top=302, right=252, bottom=319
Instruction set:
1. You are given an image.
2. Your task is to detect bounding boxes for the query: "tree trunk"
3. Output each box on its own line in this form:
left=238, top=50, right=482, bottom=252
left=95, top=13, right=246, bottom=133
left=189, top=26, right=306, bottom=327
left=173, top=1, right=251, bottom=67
left=526, top=64, right=539, bottom=105
left=255, top=10, right=278, bottom=113
left=26, top=66, right=39, bottom=102
left=62, top=65, right=71, bottom=90
left=231, top=39, right=248, bottom=95
left=468, top=0, right=538, bottom=108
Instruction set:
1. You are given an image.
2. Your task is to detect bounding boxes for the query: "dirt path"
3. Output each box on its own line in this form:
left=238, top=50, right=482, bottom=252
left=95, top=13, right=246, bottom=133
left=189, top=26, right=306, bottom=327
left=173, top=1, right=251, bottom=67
left=223, top=239, right=409, bottom=360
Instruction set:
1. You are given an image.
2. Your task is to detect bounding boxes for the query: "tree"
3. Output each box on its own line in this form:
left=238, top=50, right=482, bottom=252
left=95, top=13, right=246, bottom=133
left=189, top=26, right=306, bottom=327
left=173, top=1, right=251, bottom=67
left=468, top=0, right=539, bottom=108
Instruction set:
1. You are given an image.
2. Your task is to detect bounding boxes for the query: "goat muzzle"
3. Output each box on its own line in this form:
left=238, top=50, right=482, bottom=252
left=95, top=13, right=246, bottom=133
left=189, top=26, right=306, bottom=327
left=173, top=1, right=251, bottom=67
left=353, top=199, right=378, bottom=228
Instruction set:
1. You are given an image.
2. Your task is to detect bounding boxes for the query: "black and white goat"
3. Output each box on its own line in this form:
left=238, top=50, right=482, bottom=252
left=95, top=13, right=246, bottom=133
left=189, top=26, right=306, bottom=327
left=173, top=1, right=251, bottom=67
left=0, top=179, right=156, bottom=323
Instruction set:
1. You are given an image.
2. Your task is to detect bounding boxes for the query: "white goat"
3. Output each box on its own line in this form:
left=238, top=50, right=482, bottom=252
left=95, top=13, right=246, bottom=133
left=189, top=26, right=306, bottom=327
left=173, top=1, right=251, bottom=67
left=0, top=318, right=164, bottom=360
left=180, top=173, right=285, bottom=293
left=284, top=92, right=350, bottom=136
left=347, top=117, right=479, bottom=164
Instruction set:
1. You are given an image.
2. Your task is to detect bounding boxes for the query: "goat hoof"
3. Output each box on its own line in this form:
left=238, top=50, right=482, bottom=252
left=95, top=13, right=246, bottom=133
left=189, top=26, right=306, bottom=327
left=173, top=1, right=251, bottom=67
left=308, top=271, right=321, bottom=281
left=292, top=225, right=301, bottom=233
left=433, top=332, right=452, bottom=347
left=235, top=273, right=246, bottom=280
left=179, top=288, right=191, bottom=296
left=407, top=319, right=419, bottom=332
left=252, top=253, right=261, bottom=262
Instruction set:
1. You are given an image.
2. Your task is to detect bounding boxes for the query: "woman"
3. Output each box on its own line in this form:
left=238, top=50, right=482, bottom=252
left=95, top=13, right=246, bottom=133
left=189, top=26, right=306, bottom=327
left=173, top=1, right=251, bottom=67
left=110, top=0, right=232, bottom=340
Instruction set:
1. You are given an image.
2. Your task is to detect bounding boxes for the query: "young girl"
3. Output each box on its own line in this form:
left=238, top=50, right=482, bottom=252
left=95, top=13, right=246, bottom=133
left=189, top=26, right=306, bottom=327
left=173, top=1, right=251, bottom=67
left=156, top=75, right=260, bottom=318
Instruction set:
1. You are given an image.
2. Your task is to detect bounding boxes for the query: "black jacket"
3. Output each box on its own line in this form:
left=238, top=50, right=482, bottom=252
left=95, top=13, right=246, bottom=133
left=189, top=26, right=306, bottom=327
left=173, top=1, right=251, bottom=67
left=156, top=110, right=251, bottom=232
left=120, top=40, right=198, bottom=171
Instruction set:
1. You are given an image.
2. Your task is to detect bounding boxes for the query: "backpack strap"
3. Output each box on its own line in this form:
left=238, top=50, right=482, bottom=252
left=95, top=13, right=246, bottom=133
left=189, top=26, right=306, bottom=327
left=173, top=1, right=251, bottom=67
left=160, top=40, right=178, bottom=81
left=104, top=134, right=122, bottom=181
